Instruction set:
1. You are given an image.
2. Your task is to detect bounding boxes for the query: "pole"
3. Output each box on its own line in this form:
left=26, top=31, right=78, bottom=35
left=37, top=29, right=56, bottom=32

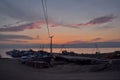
left=50, top=35, right=53, bottom=54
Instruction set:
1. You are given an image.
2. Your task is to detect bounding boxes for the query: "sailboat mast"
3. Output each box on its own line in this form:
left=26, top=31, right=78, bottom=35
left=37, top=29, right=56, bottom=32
left=41, top=0, right=53, bottom=54
left=95, top=43, right=100, bottom=54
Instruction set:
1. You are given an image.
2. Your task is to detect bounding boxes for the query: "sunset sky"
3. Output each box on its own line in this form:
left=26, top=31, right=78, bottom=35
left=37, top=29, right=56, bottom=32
left=0, top=0, right=120, bottom=46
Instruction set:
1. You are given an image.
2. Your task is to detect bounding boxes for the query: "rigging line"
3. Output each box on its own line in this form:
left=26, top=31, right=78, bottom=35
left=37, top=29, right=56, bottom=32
left=42, top=0, right=47, bottom=23
left=41, top=0, right=49, bottom=33
left=44, top=0, right=49, bottom=35
left=41, top=0, right=50, bottom=38
left=45, top=0, right=49, bottom=26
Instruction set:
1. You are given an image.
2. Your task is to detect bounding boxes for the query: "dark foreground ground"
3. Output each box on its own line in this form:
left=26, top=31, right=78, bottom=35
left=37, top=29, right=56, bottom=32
left=0, top=58, right=120, bottom=80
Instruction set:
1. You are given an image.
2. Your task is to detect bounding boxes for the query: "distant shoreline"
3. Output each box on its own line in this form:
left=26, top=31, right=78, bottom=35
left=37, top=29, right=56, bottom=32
left=0, top=47, right=120, bottom=49
left=0, top=42, right=120, bottom=48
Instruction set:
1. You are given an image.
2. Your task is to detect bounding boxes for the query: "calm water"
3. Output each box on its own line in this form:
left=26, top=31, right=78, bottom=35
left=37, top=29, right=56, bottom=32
left=0, top=48, right=120, bottom=58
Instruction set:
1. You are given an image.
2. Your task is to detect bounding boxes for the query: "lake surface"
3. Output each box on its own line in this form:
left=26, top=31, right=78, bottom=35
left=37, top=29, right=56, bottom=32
left=0, top=48, right=120, bottom=58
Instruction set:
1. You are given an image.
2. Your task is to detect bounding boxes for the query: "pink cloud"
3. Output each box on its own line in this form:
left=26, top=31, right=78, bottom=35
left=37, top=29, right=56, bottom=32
left=48, top=15, right=116, bottom=28
left=0, top=20, right=45, bottom=32
left=73, top=15, right=115, bottom=27
left=0, top=15, right=116, bottom=32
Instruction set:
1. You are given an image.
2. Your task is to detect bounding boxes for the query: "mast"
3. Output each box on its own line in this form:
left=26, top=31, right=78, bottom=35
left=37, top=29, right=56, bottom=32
left=95, top=43, right=100, bottom=54
left=50, top=35, right=54, bottom=54
left=41, top=0, right=54, bottom=54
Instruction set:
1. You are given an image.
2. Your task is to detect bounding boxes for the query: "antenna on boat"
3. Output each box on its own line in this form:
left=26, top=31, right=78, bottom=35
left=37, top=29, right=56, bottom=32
left=95, top=43, right=100, bottom=54
left=41, top=0, right=53, bottom=54
left=59, top=44, right=66, bottom=53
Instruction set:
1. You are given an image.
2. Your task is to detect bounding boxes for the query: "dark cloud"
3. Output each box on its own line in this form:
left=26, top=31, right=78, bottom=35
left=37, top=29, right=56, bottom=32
left=66, top=38, right=103, bottom=44
left=0, top=14, right=116, bottom=32
left=3, top=14, right=113, bottom=30
left=0, top=0, right=118, bottom=30
left=95, top=26, right=116, bottom=30
left=107, top=39, right=120, bottom=42
left=91, top=38, right=102, bottom=42
left=74, top=15, right=116, bottom=27
left=49, top=15, right=116, bottom=28
left=0, top=39, right=28, bottom=43
left=88, top=15, right=115, bottom=24
left=0, top=34, right=34, bottom=41
left=66, top=40, right=87, bottom=44
left=50, top=23, right=80, bottom=29
left=0, top=19, right=79, bottom=32
left=13, top=40, right=28, bottom=43
left=0, top=20, right=43, bottom=32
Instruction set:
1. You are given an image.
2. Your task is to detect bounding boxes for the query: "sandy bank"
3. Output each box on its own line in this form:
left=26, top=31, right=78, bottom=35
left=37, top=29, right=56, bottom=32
left=0, top=58, right=120, bottom=80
